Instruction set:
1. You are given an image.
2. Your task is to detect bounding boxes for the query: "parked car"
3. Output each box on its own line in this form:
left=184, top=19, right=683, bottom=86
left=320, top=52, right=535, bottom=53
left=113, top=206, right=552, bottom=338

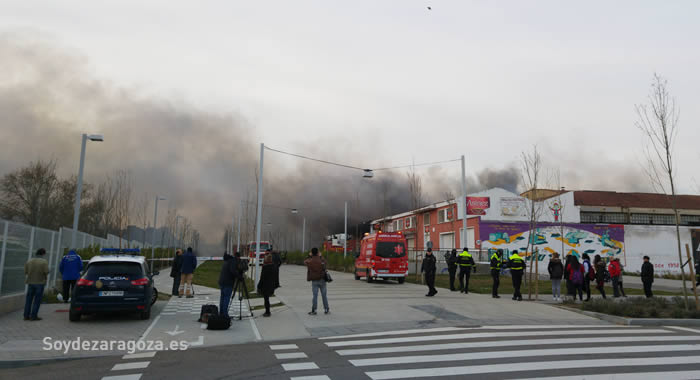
left=69, top=254, right=158, bottom=321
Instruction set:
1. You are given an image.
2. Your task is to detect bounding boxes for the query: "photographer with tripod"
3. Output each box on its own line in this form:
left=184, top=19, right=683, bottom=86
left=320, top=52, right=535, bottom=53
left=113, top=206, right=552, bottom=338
left=218, top=253, right=238, bottom=318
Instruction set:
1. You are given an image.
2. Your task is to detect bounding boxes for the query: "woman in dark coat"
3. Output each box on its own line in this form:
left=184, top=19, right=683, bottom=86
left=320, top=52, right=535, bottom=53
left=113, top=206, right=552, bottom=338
left=594, top=255, right=607, bottom=299
left=257, top=254, right=278, bottom=317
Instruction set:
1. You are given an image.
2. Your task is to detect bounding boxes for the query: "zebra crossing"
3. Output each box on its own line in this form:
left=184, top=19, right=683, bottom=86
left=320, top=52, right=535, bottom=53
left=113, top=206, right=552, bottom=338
left=320, top=325, right=700, bottom=379
left=161, top=295, right=251, bottom=319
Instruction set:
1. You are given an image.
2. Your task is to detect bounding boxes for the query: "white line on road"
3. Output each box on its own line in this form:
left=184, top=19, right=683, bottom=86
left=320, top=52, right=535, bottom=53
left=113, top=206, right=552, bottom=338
left=101, top=375, right=143, bottom=380
left=337, top=335, right=700, bottom=356
left=138, top=315, right=160, bottom=342
left=326, top=329, right=670, bottom=347
left=270, top=344, right=299, bottom=350
left=188, top=336, right=204, bottom=347
left=111, top=361, right=150, bottom=371
left=519, top=370, right=700, bottom=380
left=251, top=317, right=262, bottom=341
left=665, top=326, right=700, bottom=334
left=276, top=352, right=309, bottom=359
left=350, top=344, right=700, bottom=367
left=282, top=362, right=319, bottom=371
left=122, top=351, right=157, bottom=359
left=366, top=356, right=700, bottom=380
left=290, top=376, right=331, bottom=380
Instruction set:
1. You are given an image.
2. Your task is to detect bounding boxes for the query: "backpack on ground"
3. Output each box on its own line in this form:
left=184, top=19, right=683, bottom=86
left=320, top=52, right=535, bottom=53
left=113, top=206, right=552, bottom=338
left=571, top=268, right=583, bottom=285
left=198, top=304, right=218, bottom=322
left=207, top=314, right=232, bottom=330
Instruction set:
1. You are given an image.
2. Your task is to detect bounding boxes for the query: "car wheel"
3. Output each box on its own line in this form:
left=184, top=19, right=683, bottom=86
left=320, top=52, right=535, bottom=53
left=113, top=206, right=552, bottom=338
left=151, top=287, right=158, bottom=305
left=398, top=277, right=405, bottom=284
left=69, top=308, right=81, bottom=322
left=140, top=308, right=151, bottom=320
left=367, top=270, right=374, bottom=283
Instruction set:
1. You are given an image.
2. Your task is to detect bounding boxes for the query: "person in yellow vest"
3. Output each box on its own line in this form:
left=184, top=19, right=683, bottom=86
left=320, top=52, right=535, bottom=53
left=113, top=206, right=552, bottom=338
left=508, top=250, right=526, bottom=301
left=490, top=249, right=505, bottom=298
left=456, top=247, right=475, bottom=294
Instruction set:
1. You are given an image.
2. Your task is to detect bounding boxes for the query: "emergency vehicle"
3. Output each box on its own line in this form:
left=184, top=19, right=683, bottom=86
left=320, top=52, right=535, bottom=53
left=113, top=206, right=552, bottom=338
left=246, top=241, right=272, bottom=265
left=354, top=232, right=408, bottom=283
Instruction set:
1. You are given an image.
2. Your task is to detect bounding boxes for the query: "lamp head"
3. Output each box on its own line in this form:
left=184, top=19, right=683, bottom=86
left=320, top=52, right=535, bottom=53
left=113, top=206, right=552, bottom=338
left=87, top=134, right=104, bottom=142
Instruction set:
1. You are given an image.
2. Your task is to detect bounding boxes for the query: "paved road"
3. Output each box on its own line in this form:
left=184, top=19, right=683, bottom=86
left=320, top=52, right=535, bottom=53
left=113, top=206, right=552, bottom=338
left=4, top=325, right=700, bottom=379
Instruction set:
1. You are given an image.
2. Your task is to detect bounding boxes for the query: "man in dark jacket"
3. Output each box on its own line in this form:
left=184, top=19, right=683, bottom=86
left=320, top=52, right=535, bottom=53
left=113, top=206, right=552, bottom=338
left=446, top=249, right=458, bottom=291
left=508, top=250, right=525, bottom=301
left=304, top=248, right=329, bottom=315
left=59, top=250, right=83, bottom=303
left=641, top=255, right=654, bottom=298
left=170, top=249, right=183, bottom=296
left=218, top=253, right=239, bottom=317
left=490, top=249, right=505, bottom=298
left=421, top=248, right=437, bottom=296
left=270, top=249, right=282, bottom=289
left=179, top=247, right=197, bottom=298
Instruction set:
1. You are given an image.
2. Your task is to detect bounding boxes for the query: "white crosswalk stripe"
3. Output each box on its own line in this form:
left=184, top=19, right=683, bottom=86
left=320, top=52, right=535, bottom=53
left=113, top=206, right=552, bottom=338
left=322, top=325, right=700, bottom=379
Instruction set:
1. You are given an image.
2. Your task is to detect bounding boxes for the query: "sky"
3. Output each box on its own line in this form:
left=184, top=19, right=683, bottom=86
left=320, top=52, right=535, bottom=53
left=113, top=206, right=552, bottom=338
left=1, top=1, right=699, bottom=247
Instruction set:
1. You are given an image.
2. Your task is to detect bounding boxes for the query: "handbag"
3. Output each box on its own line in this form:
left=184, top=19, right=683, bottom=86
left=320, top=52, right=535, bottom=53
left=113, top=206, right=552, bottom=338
left=324, top=270, right=333, bottom=283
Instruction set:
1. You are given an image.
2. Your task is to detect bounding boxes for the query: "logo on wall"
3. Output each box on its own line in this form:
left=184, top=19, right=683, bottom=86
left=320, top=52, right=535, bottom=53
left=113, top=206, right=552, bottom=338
left=500, top=197, right=527, bottom=217
left=550, top=201, right=563, bottom=222
left=467, top=197, right=490, bottom=215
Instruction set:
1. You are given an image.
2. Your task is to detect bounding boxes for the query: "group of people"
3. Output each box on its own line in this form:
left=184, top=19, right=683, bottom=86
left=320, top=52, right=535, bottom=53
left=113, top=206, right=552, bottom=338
left=23, top=248, right=84, bottom=321
left=169, top=247, right=198, bottom=298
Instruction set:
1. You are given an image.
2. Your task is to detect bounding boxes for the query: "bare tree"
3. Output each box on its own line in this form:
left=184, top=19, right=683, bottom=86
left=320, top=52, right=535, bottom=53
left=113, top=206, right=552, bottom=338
left=407, top=164, right=423, bottom=210
left=135, top=192, right=150, bottom=246
left=520, top=145, right=544, bottom=300
left=0, top=159, right=59, bottom=228
left=113, top=170, right=134, bottom=248
left=635, top=73, right=690, bottom=308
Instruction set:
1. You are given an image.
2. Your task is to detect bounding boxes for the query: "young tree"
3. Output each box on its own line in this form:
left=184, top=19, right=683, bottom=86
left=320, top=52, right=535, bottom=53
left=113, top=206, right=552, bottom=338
left=135, top=192, right=150, bottom=247
left=635, top=73, right=690, bottom=308
left=520, top=145, right=544, bottom=300
left=113, top=170, right=134, bottom=248
left=0, top=160, right=59, bottom=228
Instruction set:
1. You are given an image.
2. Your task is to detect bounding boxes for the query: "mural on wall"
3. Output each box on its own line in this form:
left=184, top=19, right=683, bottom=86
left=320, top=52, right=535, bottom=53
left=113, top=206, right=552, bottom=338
left=480, top=221, right=625, bottom=261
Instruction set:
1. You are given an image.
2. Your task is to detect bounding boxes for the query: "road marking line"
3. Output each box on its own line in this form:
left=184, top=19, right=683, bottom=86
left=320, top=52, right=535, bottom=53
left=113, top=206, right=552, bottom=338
left=101, top=375, right=143, bottom=380
left=320, top=325, right=618, bottom=340
left=326, top=329, right=670, bottom=347
left=665, top=326, right=700, bottom=334
left=350, top=344, right=700, bottom=367
left=251, top=317, right=262, bottom=341
left=519, top=370, right=700, bottom=380
left=290, top=376, right=331, bottom=380
left=122, top=351, right=157, bottom=359
left=366, top=356, right=700, bottom=379
left=111, top=361, right=150, bottom=371
left=270, top=344, right=299, bottom=350
left=337, top=335, right=700, bottom=356
left=282, top=362, right=319, bottom=371
left=161, top=312, right=176, bottom=316
left=275, top=352, right=308, bottom=359
left=138, top=315, right=160, bottom=342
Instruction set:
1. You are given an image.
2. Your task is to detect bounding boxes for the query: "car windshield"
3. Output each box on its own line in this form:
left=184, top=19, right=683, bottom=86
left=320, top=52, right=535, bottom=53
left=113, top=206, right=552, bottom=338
left=250, top=243, right=270, bottom=251
left=376, top=242, right=406, bottom=258
left=85, top=262, right=144, bottom=280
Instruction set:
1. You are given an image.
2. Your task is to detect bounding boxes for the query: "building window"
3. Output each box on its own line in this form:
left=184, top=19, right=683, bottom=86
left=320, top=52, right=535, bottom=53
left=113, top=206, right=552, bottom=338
left=629, top=213, right=676, bottom=225
left=423, top=213, right=430, bottom=226
left=580, top=212, right=626, bottom=224
left=387, top=222, right=394, bottom=232
left=438, top=208, right=453, bottom=223
left=405, top=216, right=416, bottom=229
left=394, top=219, right=404, bottom=231
left=681, top=215, right=700, bottom=225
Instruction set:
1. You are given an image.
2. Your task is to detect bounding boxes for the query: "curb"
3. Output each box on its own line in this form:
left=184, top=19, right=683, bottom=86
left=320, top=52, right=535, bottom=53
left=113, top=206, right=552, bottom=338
left=557, top=306, right=700, bottom=327
left=0, top=351, right=123, bottom=369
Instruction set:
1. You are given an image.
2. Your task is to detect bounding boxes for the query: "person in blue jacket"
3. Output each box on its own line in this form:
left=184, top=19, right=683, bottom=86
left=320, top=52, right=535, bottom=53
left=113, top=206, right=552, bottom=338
left=59, top=250, right=83, bottom=303
left=179, top=247, right=198, bottom=298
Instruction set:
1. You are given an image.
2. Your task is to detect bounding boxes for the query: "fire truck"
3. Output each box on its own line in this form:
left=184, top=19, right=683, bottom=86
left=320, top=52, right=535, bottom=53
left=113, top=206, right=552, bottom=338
left=246, top=241, right=272, bottom=265
left=354, top=232, right=408, bottom=283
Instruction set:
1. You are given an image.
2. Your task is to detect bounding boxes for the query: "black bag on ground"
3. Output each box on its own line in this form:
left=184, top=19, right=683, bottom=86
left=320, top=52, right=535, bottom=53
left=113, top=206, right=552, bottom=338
left=198, top=304, right=218, bottom=322
left=207, top=314, right=232, bottom=330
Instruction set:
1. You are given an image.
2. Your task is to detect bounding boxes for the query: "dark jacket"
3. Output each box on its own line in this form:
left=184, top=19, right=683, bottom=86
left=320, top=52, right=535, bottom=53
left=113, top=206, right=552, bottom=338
left=257, top=263, right=277, bottom=297
left=59, top=250, right=83, bottom=281
left=641, top=261, right=654, bottom=282
left=548, top=258, right=564, bottom=280
left=271, top=251, right=282, bottom=267
left=218, top=255, right=239, bottom=288
left=595, top=261, right=607, bottom=282
left=181, top=250, right=197, bottom=274
left=421, top=254, right=436, bottom=274
left=508, top=254, right=526, bottom=272
left=305, top=255, right=326, bottom=281
left=170, top=254, right=183, bottom=278
left=446, top=252, right=458, bottom=270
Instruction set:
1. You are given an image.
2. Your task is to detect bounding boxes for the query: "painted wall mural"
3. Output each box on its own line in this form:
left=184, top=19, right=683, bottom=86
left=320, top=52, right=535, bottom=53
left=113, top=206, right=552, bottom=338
left=479, top=221, right=625, bottom=262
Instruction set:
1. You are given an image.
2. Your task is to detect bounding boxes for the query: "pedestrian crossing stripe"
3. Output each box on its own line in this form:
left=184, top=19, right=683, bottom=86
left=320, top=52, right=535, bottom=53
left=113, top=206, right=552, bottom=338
left=519, top=371, right=700, bottom=380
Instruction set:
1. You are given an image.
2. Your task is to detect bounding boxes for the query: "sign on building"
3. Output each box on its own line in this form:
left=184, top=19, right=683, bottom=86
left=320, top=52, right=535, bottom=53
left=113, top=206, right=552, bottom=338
left=500, top=197, right=527, bottom=217
left=466, top=197, right=490, bottom=215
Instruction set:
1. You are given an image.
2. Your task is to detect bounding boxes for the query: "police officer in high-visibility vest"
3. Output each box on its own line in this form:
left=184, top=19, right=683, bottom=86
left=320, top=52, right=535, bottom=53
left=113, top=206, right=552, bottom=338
left=457, top=247, right=475, bottom=294
left=508, top=250, right=526, bottom=301
left=490, top=249, right=505, bottom=298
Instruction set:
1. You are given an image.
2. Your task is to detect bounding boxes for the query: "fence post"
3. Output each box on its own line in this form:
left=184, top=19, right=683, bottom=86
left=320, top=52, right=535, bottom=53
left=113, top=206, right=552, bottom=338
left=25, top=227, right=35, bottom=293
left=48, top=231, right=56, bottom=291
left=0, top=221, right=9, bottom=295
left=52, top=227, right=63, bottom=288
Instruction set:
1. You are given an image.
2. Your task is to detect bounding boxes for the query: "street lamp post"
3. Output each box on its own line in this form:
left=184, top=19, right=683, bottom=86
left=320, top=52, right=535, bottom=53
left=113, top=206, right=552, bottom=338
left=236, top=200, right=243, bottom=254
left=254, top=143, right=265, bottom=285
left=344, top=201, right=348, bottom=258
left=70, top=133, right=103, bottom=249
left=151, top=196, right=166, bottom=269
left=461, top=154, right=467, bottom=249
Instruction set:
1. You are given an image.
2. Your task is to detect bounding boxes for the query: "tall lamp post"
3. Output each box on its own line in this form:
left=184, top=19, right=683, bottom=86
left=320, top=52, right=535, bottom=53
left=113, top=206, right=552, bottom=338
left=70, top=133, right=103, bottom=249
left=151, top=196, right=166, bottom=268
left=291, top=208, right=306, bottom=253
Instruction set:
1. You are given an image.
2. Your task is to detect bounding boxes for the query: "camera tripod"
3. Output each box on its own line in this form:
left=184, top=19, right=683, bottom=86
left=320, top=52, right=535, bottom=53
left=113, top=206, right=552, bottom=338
left=229, top=275, right=254, bottom=320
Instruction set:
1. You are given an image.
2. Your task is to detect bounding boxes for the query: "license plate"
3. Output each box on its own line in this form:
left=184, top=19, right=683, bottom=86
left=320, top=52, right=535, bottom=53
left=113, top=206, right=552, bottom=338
left=378, top=270, right=389, bottom=273
left=99, top=291, right=124, bottom=296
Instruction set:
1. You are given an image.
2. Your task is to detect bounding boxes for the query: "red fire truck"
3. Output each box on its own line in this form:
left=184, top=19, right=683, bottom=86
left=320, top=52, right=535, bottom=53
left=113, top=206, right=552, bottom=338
left=354, top=232, right=408, bottom=284
left=246, top=241, right=272, bottom=265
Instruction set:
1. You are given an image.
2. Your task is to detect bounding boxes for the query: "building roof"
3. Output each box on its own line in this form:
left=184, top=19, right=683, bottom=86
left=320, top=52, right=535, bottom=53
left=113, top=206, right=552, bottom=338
left=573, top=190, right=700, bottom=210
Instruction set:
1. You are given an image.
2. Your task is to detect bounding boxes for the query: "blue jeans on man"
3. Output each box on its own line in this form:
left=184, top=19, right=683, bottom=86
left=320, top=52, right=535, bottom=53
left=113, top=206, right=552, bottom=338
left=24, top=284, right=45, bottom=320
left=311, top=280, right=329, bottom=312
left=219, top=286, right=233, bottom=317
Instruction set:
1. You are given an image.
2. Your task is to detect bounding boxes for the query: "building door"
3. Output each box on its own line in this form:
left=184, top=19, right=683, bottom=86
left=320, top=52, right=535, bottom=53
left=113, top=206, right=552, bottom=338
left=439, top=232, right=455, bottom=251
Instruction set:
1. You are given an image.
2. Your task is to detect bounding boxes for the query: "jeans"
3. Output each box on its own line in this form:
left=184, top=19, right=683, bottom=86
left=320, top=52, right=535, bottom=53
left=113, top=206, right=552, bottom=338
left=551, top=279, right=562, bottom=298
left=62, top=279, right=76, bottom=302
left=572, top=283, right=583, bottom=300
left=459, top=267, right=471, bottom=292
left=220, top=286, right=233, bottom=317
left=643, top=280, right=653, bottom=298
left=171, top=273, right=181, bottom=295
left=612, top=276, right=621, bottom=297
left=24, top=284, right=45, bottom=319
left=583, top=278, right=592, bottom=300
left=448, top=268, right=457, bottom=290
left=311, top=280, right=329, bottom=312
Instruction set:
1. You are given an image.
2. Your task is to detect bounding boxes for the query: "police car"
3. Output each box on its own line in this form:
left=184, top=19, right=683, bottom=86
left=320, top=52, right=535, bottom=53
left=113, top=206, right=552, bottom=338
left=69, top=249, right=158, bottom=322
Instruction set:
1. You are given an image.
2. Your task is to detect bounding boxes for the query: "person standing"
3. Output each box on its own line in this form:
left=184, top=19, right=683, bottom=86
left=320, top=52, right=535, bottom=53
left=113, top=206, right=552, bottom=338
left=218, top=253, right=238, bottom=317
left=566, top=255, right=584, bottom=302
left=548, top=252, right=564, bottom=302
left=421, top=248, right=437, bottom=296
left=457, top=247, right=475, bottom=294
left=563, top=254, right=573, bottom=299
left=508, top=250, right=525, bottom=301
left=446, top=249, right=458, bottom=291
left=179, top=247, right=197, bottom=298
left=271, top=249, right=282, bottom=289
left=304, top=248, right=329, bottom=315
left=170, top=249, right=183, bottom=296
left=594, top=254, right=607, bottom=299
left=490, top=249, right=504, bottom=298
left=59, top=250, right=83, bottom=303
left=24, top=248, right=49, bottom=321
left=582, top=253, right=594, bottom=301
left=617, top=258, right=628, bottom=297
left=641, top=255, right=654, bottom=298
left=608, top=257, right=622, bottom=297
left=258, top=254, right=278, bottom=317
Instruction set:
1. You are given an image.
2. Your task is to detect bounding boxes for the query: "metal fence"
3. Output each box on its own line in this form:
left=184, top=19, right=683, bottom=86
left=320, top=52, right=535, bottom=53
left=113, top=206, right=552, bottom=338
left=0, top=218, right=158, bottom=297
left=407, top=249, right=492, bottom=275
